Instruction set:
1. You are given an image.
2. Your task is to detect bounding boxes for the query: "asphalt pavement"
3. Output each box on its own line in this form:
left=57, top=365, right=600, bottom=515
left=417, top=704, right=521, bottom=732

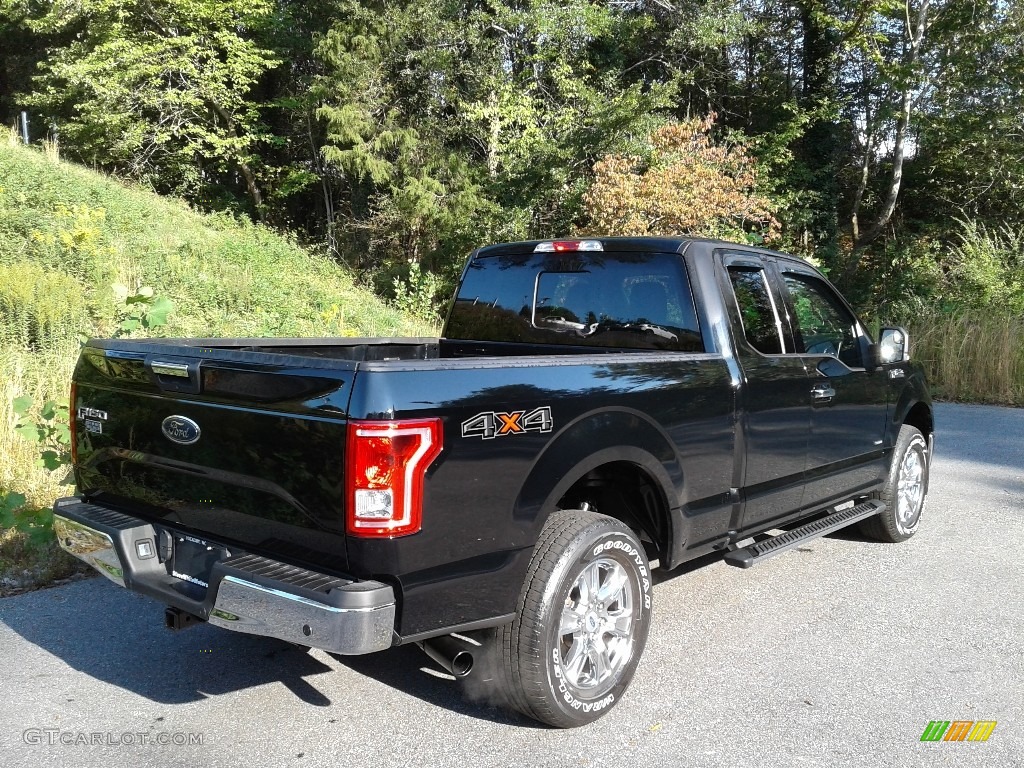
left=1, top=402, right=1020, bottom=768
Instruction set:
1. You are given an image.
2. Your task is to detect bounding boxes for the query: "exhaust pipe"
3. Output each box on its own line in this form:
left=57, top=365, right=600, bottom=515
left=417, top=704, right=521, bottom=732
left=418, top=635, right=474, bottom=678
left=165, top=606, right=202, bottom=631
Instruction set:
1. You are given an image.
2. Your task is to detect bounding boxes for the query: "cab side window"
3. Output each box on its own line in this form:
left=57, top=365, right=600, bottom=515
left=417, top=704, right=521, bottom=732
left=727, top=266, right=785, bottom=355
left=782, top=272, right=864, bottom=368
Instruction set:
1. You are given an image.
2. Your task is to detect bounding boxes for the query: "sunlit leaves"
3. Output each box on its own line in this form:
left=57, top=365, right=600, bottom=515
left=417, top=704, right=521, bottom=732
left=584, top=114, right=780, bottom=242
left=25, top=0, right=280, bottom=206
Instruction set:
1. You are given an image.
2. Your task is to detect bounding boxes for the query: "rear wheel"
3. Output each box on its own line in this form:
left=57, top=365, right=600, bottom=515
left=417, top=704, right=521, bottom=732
left=497, top=509, right=652, bottom=727
left=860, top=424, right=929, bottom=542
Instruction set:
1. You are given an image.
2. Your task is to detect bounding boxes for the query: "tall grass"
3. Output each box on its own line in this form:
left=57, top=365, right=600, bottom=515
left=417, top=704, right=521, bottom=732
left=0, top=144, right=430, bottom=340
left=907, top=309, right=1024, bottom=405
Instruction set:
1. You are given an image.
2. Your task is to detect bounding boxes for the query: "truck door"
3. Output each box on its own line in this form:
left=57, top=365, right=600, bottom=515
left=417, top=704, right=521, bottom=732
left=774, top=264, right=890, bottom=506
left=720, top=252, right=811, bottom=528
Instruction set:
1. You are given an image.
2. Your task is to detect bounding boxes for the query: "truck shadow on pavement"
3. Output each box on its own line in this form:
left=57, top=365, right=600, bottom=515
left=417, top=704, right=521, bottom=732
left=0, top=577, right=533, bottom=726
left=331, top=644, right=540, bottom=728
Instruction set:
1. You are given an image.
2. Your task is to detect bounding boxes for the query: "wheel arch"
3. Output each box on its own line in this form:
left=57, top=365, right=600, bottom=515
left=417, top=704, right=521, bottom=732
left=889, top=370, right=934, bottom=495
left=902, top=400, right=933, bottom=440
left=513, top=408, right=683, bottom=564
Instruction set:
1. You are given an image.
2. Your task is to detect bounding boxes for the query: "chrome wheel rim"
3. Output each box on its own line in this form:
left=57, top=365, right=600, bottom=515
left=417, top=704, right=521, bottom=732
left=557, top=556, right=635, bottom=693
left=897, top=445, right=925, bottom=529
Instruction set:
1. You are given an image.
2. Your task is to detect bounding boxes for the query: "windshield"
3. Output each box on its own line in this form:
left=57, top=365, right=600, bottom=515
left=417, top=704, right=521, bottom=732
left=446, top=251, right=703, bottom=352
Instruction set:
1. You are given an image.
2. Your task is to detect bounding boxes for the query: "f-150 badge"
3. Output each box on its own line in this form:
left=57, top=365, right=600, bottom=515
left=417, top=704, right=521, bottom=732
left=462, top=407, right=553, bottom=440
left=77, top=406, right=108, bottom=435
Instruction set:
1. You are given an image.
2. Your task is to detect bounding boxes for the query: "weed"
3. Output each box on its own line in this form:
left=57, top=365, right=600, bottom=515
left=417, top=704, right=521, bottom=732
left=13, top=395, right=72, bottom=473
left=0, top=491, right=52, bottom=547
left=392, top=260, right=446, bottom=323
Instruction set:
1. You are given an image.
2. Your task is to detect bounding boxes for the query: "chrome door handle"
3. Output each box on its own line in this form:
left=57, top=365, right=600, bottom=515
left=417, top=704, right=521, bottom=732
left=811, top=385, right=836, bottom=400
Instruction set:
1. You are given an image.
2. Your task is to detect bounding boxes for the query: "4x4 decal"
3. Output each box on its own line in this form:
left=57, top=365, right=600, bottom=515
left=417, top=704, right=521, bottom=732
left=461, top=406, right=553, bottom=440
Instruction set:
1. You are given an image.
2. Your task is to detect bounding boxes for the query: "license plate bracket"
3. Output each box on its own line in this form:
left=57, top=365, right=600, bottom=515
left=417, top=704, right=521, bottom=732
left=170, top=535, right=227, bottom=590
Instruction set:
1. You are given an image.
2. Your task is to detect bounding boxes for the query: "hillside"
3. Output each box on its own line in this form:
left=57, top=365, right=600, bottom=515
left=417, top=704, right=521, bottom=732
left=0, top=139, right=431, bottom=509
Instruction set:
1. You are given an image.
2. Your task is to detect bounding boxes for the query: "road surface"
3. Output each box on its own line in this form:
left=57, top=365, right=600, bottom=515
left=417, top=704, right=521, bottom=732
left=1, top=402, right=1020, bottom=767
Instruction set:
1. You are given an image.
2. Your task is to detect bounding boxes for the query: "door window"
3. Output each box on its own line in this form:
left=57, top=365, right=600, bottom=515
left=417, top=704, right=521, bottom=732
left=782, top=272, right=864, bottom=368
left=727, top=266, right=786, bottom=355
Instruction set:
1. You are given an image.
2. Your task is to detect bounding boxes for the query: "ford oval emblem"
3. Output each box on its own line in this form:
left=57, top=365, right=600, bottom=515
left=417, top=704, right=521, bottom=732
left=162, top=415, right=201, bottom=445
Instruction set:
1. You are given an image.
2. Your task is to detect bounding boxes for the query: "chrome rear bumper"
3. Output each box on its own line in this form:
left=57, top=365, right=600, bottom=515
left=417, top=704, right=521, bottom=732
left=52, top=497, right=395, bottom=655
left=207, top=573, right=394, bottom=653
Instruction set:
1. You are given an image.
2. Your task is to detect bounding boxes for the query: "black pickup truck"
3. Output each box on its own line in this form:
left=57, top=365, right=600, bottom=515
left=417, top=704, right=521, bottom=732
left=54, top=237, right=932, bottom=727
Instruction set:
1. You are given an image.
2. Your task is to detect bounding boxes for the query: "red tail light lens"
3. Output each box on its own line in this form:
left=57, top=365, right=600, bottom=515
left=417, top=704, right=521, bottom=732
left=346, top=418, right=443, bottom=537
left=69, top=381, right=78, bottom=467
left=533, top=239, right=604, bottom=252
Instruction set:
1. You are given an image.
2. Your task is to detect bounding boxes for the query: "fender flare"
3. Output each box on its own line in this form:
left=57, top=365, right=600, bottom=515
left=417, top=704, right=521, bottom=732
left=513, top=407, right=685, bottom=554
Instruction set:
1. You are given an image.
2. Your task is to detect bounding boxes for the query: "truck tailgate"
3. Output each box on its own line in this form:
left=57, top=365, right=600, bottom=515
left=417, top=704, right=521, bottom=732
left=72, top=342, right=356, bottom=573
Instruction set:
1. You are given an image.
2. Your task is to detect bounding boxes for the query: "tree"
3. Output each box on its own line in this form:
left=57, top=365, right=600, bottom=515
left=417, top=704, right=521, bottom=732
left=26, top=0, right=280, bottom=213
left=913, top=0, right=1024, bottom=228
left=313, top=0, right=496, bottom=276
left=313, top=0, right=675, bottom=283
left=583, top=114, right=779, bottom=241
left=847, top=0, right=933, bottom=251
left=0, top=0, right=49, bottom=132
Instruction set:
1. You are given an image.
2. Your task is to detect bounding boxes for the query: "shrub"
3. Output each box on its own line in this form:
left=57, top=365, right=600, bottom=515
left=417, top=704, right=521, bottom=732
left=942, top=219, right=1024, bottom=314
left=582, top=114, right=780, bottom=243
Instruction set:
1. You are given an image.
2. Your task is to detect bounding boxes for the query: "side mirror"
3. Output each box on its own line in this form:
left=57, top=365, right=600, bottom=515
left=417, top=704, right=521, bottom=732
left=877, top=326, right=910, bottom=365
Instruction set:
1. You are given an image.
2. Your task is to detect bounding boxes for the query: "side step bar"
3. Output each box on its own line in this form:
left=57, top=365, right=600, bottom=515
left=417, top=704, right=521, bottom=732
left=724, top=500, right=886, bottom=569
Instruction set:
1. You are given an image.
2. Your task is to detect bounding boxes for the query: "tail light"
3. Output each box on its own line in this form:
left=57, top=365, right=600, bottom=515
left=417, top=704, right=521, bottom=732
left=346, top=418, right=443, bottom=538
left=69, top=381, right=78, bottom=467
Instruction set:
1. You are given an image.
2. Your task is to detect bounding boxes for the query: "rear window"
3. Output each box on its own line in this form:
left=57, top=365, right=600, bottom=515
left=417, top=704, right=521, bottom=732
left=446, top=251, right=703, bottom=352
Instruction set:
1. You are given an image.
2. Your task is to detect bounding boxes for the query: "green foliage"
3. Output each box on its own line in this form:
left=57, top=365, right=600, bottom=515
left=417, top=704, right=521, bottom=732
left=0, top=0, right=1015, bottom=262
left=0, top=141, right=426, bottom=339
left=13, top=395, right=71, bottom=474
left=113, top=286, right=174, bottom=335
left=391, top=261, right=446, bottom=323
left=942, top=220, right=1024, bottom=315
left=0, top=490, right=27, bottom=518
left=0, top=491, right=54, bottom=546
left=314, top=0, right=676, bottom=283
left=866, top=218, right=1024, bottom=322
left=4, top=391, right=73, bottom=546
left=22, top=204, right=113, bottom=283
left=23, top=0, right=281, bottom=210
left=914, top=0, right=1024, bottom=229
left=849, top=235, right=944, bottom=319
left=0, top=261, right=88, bottom=351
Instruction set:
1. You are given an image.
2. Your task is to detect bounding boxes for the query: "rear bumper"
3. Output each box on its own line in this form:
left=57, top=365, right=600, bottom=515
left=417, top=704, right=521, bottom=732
left=52, top=497, right=395, bottom=655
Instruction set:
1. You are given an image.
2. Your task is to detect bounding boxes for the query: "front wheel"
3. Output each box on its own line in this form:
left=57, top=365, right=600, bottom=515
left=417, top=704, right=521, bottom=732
left=860, top=424, right=929, bottom=542
left=497, top=510, right=652, bottom=728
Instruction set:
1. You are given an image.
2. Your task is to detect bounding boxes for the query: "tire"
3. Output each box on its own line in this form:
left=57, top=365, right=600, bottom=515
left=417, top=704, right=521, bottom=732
left=497, top=509, right=652, bottom=727
left=860, top=424, right=929, bottom=542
